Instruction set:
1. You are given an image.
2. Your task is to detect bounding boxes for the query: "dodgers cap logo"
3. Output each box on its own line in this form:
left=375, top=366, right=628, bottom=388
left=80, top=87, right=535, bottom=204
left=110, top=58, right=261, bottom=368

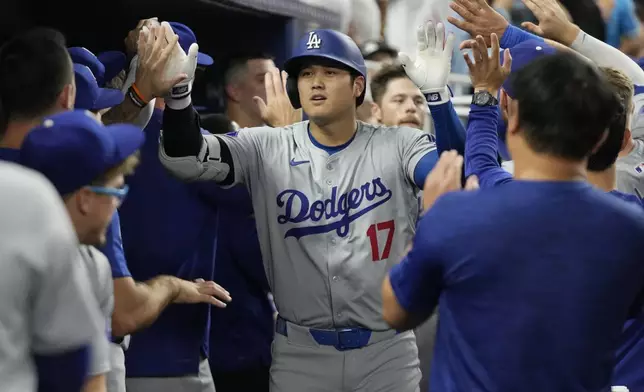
left=306, top=31, right=322, bottom=50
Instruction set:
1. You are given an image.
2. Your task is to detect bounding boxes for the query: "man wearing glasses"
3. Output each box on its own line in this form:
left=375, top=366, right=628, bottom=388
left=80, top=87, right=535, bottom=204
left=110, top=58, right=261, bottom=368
left=19, top=110, right=145, bottom=392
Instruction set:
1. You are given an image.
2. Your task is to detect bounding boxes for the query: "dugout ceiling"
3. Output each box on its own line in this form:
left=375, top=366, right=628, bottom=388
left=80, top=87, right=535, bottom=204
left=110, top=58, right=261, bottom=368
left=0, top=0, right=340, bottom=67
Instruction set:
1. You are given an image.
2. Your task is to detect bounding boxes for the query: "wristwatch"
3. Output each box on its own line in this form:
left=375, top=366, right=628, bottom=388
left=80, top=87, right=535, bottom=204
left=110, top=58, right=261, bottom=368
left=471, top=90, right=499, bottom=107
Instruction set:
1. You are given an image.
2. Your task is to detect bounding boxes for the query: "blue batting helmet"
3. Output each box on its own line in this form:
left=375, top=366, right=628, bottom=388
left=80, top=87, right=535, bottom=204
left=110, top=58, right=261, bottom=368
left=284, top=29, right=367, bottom=109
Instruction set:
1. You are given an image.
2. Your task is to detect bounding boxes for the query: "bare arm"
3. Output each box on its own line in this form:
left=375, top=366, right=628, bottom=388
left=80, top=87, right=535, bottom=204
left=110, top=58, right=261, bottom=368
left=111, top=276, right=179, bottom=336
left=83, top=374, right=107, bottom=392
left=102, top=98, right=145, bottom=125
left=104, top=21, right=184, bottom=126
left=382, top=275, right=424, bottom=330
left=521, top=0, right=644, bottom=84
left=112, top=274, right=230, bottom=336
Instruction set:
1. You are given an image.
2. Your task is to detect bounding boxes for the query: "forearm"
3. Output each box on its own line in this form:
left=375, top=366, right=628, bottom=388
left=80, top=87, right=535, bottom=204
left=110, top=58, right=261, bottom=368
left=160, top=103, right=237, bottom=184
left=428, top=100, right=466, bottom=155
left=571, top=30, right=644, bottom=85
left=112, top=276, right=180, bottom=336
left=83, top=374, right=107, bottom=392
left=102, top=97, right=144, bottom=125
left=162, top=102, right=203, bottom=157
left=465, top=104, right=513, bottom=187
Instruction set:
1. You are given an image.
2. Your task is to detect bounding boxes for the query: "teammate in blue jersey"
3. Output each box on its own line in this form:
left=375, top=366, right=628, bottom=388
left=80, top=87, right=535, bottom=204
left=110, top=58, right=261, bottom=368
left=382, top=35, right=644, bottom=392
left=461, top=34, right=644, bottom=391
left=451, top=0, right=644, bottom=195
left=118, top=22, right=234, bottom=392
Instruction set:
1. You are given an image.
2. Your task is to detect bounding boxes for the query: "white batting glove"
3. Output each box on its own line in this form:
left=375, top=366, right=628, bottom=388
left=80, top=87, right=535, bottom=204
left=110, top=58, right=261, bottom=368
left=166, top=43, right=198, bottom=101
left=399, top=21, right=455, bottom=105
left=156, top=21, right=198, bottom=105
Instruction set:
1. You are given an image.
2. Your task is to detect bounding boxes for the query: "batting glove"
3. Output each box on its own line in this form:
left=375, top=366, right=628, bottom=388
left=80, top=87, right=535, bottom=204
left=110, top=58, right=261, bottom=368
left=161, top=23, right=198, bottom=109
left=399, top=21, right=455, bottom=106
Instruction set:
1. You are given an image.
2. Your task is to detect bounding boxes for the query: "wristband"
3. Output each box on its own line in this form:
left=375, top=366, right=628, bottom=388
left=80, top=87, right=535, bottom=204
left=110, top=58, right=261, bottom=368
left=500, top=24, right=544, bottom=49
left=424, top=86, right=452, bottom=106
left=127, top=88, right=146, bottom=108
left=128, top=83, right=149, bottom=107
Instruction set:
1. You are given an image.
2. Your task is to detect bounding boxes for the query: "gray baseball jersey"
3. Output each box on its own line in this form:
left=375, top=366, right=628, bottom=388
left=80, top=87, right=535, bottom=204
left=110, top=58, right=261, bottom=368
left=79, top=245, right=114, bottom=376
left=0, top=162, right=102, bottom=392
left=616, top=138, right=644, bottom=198
left=162, top=121, right=435, bottom=330
left=631, top=93, right=644, bottom=139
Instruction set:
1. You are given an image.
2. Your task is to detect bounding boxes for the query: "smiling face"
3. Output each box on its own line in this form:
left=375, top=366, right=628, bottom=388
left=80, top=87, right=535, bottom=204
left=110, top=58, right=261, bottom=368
left=296, top=61, right=364, bottom=124
left=375, top=77, right=426, bottom=129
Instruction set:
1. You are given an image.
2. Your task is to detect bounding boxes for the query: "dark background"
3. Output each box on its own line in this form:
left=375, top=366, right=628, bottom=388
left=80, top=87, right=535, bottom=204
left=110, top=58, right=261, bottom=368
left=0, top=0, right=341, bottom=67
left=0, top=0, right=341, bottom=111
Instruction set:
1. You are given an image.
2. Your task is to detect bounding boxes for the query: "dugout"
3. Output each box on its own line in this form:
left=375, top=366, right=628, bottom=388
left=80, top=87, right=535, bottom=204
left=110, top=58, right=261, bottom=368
left=0, top=0, right=342, bottom=111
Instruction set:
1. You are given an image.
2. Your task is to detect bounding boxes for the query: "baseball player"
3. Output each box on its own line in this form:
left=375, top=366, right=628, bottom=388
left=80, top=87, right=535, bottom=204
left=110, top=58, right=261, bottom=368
left=383, top=39, right=644, bottom=392
left=19, top=110, right=147, bottom=391
left=158, top=28, right=445, bottom=391
left=450, top=0, right=644, bottom=197
left=461, top=34, right=644, bottom=391
left=117, top=21, right=229, bottom=392
left=0, top=161, right=104, bottom=392
left=370, top=63, right=427, bottom=129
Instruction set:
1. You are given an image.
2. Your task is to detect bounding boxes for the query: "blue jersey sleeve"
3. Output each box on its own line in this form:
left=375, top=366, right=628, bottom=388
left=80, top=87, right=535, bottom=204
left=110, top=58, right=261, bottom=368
left=99, top=212, right=131, bottom=279
left=413, top=150, right=439, bottom=188
left=388, top=210, right=445, bottom=316
left=429, top=100, right=467, bottom=156
left=464, top=104, right=513, bottom=188
left=500, top=24, right=544, bottom=49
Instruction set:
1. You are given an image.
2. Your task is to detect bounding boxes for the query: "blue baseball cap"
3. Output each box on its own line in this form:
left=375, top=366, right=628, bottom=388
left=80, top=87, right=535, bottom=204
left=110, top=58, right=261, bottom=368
left=502, top=40, right=557, bottom=98
left=20, top=110, right=144, bottom=196
left=74, top=64, right=124, bottom=111
left=168, top=22, right=213, bottom=66
left=69, top=47, right=106, bottom=86
left=97, top=51, right=127, bottom=85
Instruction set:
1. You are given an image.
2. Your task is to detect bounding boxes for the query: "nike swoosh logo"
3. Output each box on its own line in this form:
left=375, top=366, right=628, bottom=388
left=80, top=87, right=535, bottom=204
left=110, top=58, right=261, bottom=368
left=290, top=159, right=310, bottom=167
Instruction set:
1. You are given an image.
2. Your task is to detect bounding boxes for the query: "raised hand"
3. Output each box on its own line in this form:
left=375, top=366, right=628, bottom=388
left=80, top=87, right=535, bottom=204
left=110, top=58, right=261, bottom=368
left=398, top=21, right=455, bottom=105
left=134, top=22, right=188, bottom=101
left=464, top=34, right=512, bottom=94
left=253, top=68, right=303, bottom=127
left=521, top=0, right=580, bottom=46
left=448, top=0, right=509, bottom=48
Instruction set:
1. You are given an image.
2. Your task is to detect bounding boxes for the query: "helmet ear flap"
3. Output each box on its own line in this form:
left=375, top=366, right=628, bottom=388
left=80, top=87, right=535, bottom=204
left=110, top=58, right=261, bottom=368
left=286, top=75, right=301, bottom=109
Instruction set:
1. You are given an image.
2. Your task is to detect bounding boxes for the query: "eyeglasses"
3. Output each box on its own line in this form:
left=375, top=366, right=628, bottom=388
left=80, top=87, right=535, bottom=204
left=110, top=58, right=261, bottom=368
left=87, top=184, right=130, bottom=200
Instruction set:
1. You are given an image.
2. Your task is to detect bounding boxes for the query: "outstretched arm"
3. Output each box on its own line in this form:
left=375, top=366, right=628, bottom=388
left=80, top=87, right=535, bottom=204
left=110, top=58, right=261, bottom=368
left=463, top=34, right=513, bottom=187
left=398, top=21, right=466, bottom=156
left=520, top=0, right=644, bottom=85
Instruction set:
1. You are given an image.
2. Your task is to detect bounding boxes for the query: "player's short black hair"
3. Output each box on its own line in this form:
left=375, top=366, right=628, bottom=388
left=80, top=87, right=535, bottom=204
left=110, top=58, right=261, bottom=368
left=222, top=51, right=274, bottom=87
left=508, top=52, right=622, bottom=161
left=370, top=64, right=408, bottom=105
left=0, top=28, right=72, bottom=135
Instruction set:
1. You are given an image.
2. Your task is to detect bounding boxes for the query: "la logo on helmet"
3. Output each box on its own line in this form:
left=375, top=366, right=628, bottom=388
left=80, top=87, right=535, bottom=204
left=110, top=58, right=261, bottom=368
left=306, top=32, right=322, bottom=50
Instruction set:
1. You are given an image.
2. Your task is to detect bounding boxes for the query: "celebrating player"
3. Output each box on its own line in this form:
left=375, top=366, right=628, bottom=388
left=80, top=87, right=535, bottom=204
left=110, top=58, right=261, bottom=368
left=370, top=63, right=427, bottom=129
left=449, top=0, right=644, bottom=197
left=157, top=28, right=445, bottom=391
left=0, top=161, right=105, bottom=392
left=382, top=31, right=644, bottom=392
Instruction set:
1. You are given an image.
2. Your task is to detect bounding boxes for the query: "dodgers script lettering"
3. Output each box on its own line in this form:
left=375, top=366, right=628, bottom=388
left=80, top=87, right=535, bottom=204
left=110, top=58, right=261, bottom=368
left=276, top=178, right=393, bottom=239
